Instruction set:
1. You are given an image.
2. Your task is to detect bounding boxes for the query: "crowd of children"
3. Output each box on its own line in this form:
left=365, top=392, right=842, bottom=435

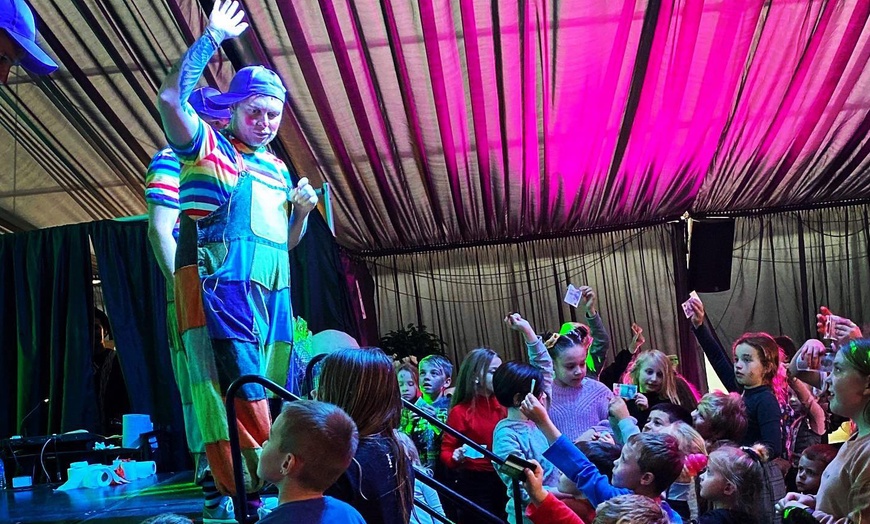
left=137, top=287, right=868, bottom=524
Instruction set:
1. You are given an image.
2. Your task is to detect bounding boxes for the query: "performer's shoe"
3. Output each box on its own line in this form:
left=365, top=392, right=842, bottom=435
left=203, top=496, right=236, bottom=524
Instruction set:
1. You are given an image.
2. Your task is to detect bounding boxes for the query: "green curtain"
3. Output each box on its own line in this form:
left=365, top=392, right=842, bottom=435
left=0, top=224, right=95, bottom=438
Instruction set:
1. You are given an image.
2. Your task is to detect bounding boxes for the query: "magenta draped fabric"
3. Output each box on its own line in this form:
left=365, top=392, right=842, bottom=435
left=6, top=1, right=870, bottom=252
left=262, top=0, right=870, bottom=253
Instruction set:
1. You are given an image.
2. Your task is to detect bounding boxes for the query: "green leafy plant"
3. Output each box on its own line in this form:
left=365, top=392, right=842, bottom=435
left=378, top=323, right=446, bottom=362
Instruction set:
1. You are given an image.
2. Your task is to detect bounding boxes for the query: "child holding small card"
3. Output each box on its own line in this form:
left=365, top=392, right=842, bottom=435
left=440, top=348, right=508, bottom=522
left=508, top=304, right=614, bottom=442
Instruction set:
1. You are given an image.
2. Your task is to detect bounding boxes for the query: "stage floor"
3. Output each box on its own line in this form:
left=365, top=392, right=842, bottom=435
left=1, top=471, right=203, bottom=524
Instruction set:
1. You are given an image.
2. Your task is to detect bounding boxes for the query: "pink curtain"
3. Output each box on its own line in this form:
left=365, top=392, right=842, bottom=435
left=14, top=1, right=870, bottom=251
left=245, top=0, right=870, bottom=253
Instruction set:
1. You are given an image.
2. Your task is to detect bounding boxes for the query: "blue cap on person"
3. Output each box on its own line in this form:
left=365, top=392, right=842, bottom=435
left=0, top=0, right=58, bottom=75
left=189, top=87, right=232, bottom=120
left=209, top=66, right=286, bottom=107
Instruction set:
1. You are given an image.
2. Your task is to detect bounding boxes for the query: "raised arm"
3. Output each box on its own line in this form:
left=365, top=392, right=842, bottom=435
left=689, top=298, right=738, bottom=392
left=580, top=286, right=610, bottom=377
left=787, top=373, right=826, bottom=436
left=504, top=313, right=554, bottom=398
left=157, top=0, right=248, bottom=147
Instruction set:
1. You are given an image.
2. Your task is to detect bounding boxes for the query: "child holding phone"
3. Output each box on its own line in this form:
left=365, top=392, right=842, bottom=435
left=492, top=361, right=563, bottom=524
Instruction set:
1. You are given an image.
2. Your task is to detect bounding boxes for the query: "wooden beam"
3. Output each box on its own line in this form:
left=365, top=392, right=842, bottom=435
left=0, top=207, right=36, bottom=232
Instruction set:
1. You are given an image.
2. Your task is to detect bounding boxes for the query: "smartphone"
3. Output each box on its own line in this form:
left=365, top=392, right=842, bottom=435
left=499, top=454, right=538, bottom=480
left=796, top=350, right=835, bottom=374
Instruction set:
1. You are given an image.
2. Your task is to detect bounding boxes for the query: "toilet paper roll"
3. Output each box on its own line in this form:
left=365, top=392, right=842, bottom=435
left=121, top=461, right=139, bottom=480
left=122, top=414, right=153, bottom=449
left=135, top=461, right=157, bottom=478
left=83, top=466, right=111, bottom=488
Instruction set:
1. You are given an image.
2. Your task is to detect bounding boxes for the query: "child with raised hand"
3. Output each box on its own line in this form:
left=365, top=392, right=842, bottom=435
left=698, top=444, right=770, bottom=524
left=403, top=354, right=453, bottom=472
left=520, top=393, right=686, bottom=523
left=555, top=439, right=621, bottom=522
left=491, top=361, right=562, bottom=524
left=524, top=463, right=670, bottom=524
left=440, top=348, right=507, bottom=522
left=527, top=311, right=613, bottom=441
left=558, top=286, right=612, bottom=381
left=257, top=400, right=365, bottom=523
left=779, top=336, right=870, bottom=523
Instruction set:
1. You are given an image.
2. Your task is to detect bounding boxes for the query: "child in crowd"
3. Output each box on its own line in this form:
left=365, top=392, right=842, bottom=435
left=643, top=402, right=693, bottom=433
left=397, top=362, right=421, bottom=403
left=793, top=444, right=836, bottom=495
left=257, top=400, right=365, bottom=523
left=554, top=439, right=621, bottom=522
left=782, top=373, right=826, bottom=487
left=592, top=494, right=670, bottom=524
left=403, top=355, right=452, bottom=472
left=607, top=396, right=692, bottom=444
left=525, top=464, right=669, bottom=524
left=779, top=335, right=870, bottom=523
left=492, top=312, right=564, bottom=523
left=440, top=348, right=508, bottom=522
left=543, top=288, right=614, bottom=442
left=659, top=422, right=708, bottom=522
left=554, top=286, right=612, bottom=381
left=520, top=393, right=685, bottom=523
left=730, top=333, right=787, bottom=524
left=396, top=432, right=446, bottom=524
left=697, top=444, right=769, bottom=524
left=621, top=349, right=688, bottom=429
left=691, top=391, right=748, bottom=447
left=492, top=360, right=562, bottom=524
left=319, top=348, right=414, bottom=524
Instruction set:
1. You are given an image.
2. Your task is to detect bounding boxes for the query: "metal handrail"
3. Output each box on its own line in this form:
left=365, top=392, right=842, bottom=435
left=402, top=398, right=503, bottom=465
left=225, top=375, right=299, bottom=523
left=413, top=466, right=504, bottom=524
left=225, top=375, right=518, bottom=524
left=403, top=398, right=521, bottom=524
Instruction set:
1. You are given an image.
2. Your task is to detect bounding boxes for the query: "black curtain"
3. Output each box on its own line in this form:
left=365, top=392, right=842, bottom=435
left=289, top=213, right=360, bottom=338
left=0, top=225, right=95, bottom=438
left=88, top=220, right=187, bottom=467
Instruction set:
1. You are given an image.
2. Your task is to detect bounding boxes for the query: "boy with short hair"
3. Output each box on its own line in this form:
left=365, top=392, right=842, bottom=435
left=520, top=393, right=685, bottom=523
left=257, top=400, right=365, bottom=523
left=795, top=444, right=837, bottom=495
left=402, top=354, right=453, bottom=471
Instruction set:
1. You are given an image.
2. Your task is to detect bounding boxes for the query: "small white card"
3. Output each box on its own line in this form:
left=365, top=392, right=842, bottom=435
left=462, top=444, right=485, bottom=459
left=681, top=290, right=700, bottom=318
left=564, top=284, right=582, bottom=307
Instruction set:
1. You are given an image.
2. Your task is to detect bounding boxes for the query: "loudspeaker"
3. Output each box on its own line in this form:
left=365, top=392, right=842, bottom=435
left=688, top=218, right=735, bottom=293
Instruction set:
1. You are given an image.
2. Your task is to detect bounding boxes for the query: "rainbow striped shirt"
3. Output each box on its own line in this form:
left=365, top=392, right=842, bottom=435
left=172, top=119, right=292, bottom=219
left=144, top=147, right=181, bottom=209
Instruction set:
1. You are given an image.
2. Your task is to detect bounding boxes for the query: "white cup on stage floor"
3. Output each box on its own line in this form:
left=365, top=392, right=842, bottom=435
left=121, top=414, right=153, bottom=449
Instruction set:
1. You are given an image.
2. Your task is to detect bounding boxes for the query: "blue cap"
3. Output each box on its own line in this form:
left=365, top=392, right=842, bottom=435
left=0, top=0, right=58, bottom=75
left=189, top=87, right=231, bottom=120
left=209, top=66, right=286, bottom=107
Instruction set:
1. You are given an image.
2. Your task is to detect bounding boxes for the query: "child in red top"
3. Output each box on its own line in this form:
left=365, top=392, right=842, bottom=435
left=440, top=348, right=507, bottom=522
